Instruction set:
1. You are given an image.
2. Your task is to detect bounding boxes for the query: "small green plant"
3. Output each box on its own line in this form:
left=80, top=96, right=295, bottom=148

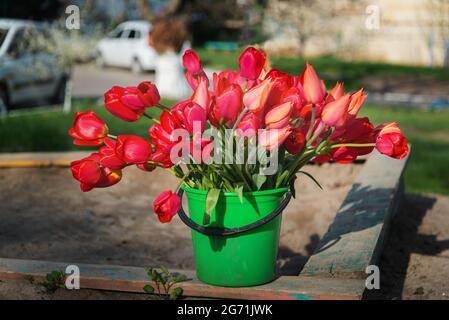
left=40, top=271, right=66, bottom=294
left=143, top=266, right=188, bottom=300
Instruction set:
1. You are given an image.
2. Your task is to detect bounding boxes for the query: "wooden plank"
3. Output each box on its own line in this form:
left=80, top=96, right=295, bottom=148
left=300, top=149, right=410, bottom=278
left=0, top=152, right=89, bottom=168
left=0, top=258, right=364, bottom=300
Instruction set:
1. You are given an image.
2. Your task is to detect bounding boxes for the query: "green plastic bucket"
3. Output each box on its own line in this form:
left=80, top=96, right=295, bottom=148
left=179, top=186, right=290, bottom=287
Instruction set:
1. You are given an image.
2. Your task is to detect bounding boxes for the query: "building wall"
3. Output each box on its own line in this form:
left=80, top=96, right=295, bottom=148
left=264, top=0, right=449, bottom=67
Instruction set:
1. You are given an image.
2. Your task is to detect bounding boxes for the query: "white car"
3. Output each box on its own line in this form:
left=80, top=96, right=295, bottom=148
left=0, top=19, right=68, bottom=112
left=96, top=21, right=158, bottom=73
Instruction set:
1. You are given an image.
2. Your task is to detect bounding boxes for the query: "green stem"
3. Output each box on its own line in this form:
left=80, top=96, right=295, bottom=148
left=156, top=103, right=171, bottom=112
left=330, top=143, right=376, bottom=149
left=232, top=108, right=248, bottom=130
left=306, top=104, right=316, bottom=141
left=306, top=122, right=326, bottom=147
left=107, top=134, right=117, bottom=139
left=143, top=112, right=160, bottom=124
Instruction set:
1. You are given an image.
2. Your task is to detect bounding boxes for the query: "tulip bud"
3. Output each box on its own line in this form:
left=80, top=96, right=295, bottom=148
left=182, top=50, right=203, bottom=75
left=329, top=82, right=344, bottom=100
left=239, top=47, right=266, bottom=80
left=259, top=126, right=292, bottom=151
left=302, top=63, right=326, bottom=104
left=137, top=81, right=160, bottom=107
left=191, top=78, right=210, bottom=112
left=70, top=153, right=122, bottom=192
left=321, top=94, right=351, bottom=127
left=68, top=110, right=108, bottom=146
left=153, top=190, right=181, bottom=223
left=115, top=135, right=152, bottom=164
left=375, top=122, right=409, bottom=159
left=105, top=86, right=144, bottom=122
left=265, top=101, right=293, bottom=129
left=243, top=78, right=273, bottom=113
left=348, top=89, right=367, bottom=118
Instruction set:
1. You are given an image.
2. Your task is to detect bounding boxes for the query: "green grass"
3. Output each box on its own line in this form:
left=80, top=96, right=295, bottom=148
left=194, top=48, right=449, bottom=91
left=360, top=106, right=449, bottom=196
left=1, top=100, right=448, bottom=196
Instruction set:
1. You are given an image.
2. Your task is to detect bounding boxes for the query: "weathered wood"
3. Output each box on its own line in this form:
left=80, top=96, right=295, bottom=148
left=0, top=258, right=363, bottom=300
left=0, top=152, right=89, bottom=168
left=300, top=149, right=410, bottom=278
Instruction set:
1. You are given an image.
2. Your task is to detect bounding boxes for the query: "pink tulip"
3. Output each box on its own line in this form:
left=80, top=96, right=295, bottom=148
left=210, top=83, right=243, bottom=127
left=265, top=101, right=293, bottom=129
left=191, top=78, right=210, bottom=112
left=243, top=78, right=273, bottom=113
left=259, top=126, right=292, bottom=151
left=239, top=47, right=266, bottom=80
left=321, top=94, right=351, bottom=127
left=302, top=63, right=326, bottom=104
left=236, top=113, right=260, bottom=138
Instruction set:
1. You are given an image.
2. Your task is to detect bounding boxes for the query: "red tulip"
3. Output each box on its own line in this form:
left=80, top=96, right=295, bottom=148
left=182, top=50, right=203, bottom=75
left=239, top=47, right=266, bottom=80
left=210, top=83, right=243, bottom=127
left=152, top=149, right=175, bottom=168
left=153, top=190, right=181, bottom=223
left=329, top=82, right=344, bottom=100
left=285, top=129, right=306, bottom=154
left=137, top=81, right=160, bottom=107
left=150, top=111, right=183, bottom=153
left=115, top=135, right=152, bottom=164
left=321, top=94, right=351, bottom=127
left=185, top=69, right=209, bottom=90
left=173, top=101, right=207, bottom=134
left=302, top=63, right=326, bottom=104
left=265, top=101, right=293, bottom=129
left=71, top=153, right=122, bottom=192
left=68, top=110, right=108, bottom=146
left=375, top=122, right=409, bottom=159
left=104, top=83, right=159, bottom=122
left=99, top=138, right=127, bottom=170
left=259, top=126, right=292, bottom=151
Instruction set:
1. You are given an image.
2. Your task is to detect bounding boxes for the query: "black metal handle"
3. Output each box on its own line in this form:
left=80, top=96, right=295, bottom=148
left=176, top=189, right=292, bottom=237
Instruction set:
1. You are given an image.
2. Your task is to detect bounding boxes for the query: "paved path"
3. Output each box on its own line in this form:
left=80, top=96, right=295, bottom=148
left=72, top=64, right=155, bottom=99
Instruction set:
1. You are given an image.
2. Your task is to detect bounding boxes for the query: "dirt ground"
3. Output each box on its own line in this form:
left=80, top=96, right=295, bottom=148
left=0, top=163, right=448, bottom=299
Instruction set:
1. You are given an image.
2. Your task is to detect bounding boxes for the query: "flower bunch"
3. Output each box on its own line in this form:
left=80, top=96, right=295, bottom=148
left=69, top=47, right=408, bottom=223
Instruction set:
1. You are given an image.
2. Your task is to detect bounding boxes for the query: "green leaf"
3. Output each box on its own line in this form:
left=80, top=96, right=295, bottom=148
left=235, top=185, right=244, bottom=204
left=143, top=285, right=154, bottom=294
left=289, top=176, right=297, bottom=199
left=169, top=287, right=183, bottom=300
left=252, top=174, right=267, bottom=190
left=204, top=189, right=221, bottom=224
left=160, top=266, right=170, bottom=276
left=173, top=274, right=188, bottom=283
left=298, top=171, right=323, bottom=190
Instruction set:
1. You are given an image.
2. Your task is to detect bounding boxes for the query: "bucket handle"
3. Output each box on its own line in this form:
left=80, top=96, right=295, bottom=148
left=176, top=189, right=292, bottom=237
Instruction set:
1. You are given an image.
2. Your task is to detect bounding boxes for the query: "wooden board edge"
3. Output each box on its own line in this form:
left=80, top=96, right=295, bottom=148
left=0, top=258, right=363, bottom=300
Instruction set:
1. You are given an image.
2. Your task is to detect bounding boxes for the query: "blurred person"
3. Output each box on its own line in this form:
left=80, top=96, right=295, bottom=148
left=150, top=17, right=191, bottom=99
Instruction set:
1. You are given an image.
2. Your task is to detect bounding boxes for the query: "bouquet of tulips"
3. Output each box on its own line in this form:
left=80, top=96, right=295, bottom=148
left=69, top=47, right=408, bottom=224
